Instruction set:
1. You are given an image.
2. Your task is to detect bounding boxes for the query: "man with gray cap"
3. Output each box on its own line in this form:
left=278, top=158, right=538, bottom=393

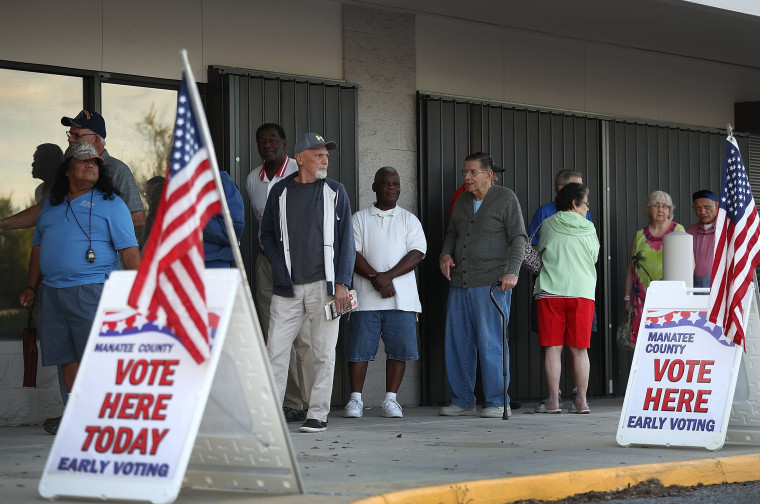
left=687, top=189, right=719, bottom=288
left=261, top=132, right=355, bottom=433
left=61, top=109, right=146, bottom=234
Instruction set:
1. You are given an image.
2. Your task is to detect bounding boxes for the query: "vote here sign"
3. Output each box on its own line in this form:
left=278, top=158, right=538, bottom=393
left=48, top=311, right=219, bottom=480
left=618, top=282, right=743, bottom=450
left=38, top=268, right=239, bottom=504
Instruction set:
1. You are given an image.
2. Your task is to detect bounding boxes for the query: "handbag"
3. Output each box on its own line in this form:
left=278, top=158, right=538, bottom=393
left=616, top=306, right=636, bottom=352
left=521, top=223, right=543, bottom=275
left=22, top=302, right=38, bottom=388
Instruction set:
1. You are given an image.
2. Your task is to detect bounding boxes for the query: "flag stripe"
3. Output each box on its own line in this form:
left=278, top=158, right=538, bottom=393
left=127, top=73, right=222, bottom=363
left=708, top=138, right=760, bottom=346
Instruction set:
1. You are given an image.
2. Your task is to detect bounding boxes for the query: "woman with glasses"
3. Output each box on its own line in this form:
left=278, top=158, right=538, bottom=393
left=533, top=183, right=598, bottom=414
left=624, top=190, right=684, bottom=343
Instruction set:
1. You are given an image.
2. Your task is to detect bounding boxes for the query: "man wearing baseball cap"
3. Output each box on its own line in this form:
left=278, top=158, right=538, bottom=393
left=260, top=132, right=355, bottom=433
left=687, top=189, right=719, bottom=288
left=61, top=109, right=145, bottom=235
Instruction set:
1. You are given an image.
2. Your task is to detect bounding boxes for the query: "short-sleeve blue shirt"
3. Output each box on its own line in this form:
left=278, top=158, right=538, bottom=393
left=33, top=189, right=138, bottom=288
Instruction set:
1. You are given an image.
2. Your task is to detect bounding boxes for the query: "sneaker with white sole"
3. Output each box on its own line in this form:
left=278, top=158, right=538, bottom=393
left=344, top=398, right=364, bottom=418
left=299, top=419, right=328, bottom=433
left=438, top=404, right=477, bottom=416
left=381, top=398, right=403, bottom=418
left=481, top=405, right=512, bottom=418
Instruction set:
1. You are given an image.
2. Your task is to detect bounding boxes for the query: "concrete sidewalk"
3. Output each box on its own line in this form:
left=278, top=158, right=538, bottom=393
left=2, top=398, right=759, bottom=503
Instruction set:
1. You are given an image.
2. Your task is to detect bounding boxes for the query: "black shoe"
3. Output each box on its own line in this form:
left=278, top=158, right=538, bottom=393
left=510, top=399, right=522, bottom=410
left=43, top=415, right=62, bottom=435
left=299, top=419, right=327, bottom=433
left=283, top=407, right=307, bottom=423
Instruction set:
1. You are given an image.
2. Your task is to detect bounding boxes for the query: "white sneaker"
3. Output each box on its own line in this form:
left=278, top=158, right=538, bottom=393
left=481, top=405, right=512, bottom=418
left=344, top=398, right=363, bottom=418
left=381, top=398, right=403, bottom=418
left=438, top=404, right=477, bottom=416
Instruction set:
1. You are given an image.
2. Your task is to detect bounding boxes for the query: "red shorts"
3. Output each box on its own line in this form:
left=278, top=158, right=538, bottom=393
left=536, top=297, right=594, bottom=348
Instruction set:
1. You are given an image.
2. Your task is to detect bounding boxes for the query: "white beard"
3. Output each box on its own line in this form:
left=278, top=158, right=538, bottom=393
left=315, top=169, right=327, bottom=180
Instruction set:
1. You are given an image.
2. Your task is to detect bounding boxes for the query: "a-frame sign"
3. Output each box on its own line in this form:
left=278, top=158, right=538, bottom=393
left=39, top=269, right=302, bottom=503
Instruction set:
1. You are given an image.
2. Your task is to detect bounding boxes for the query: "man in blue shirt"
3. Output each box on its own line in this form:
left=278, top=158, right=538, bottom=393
left=526, top=170, right=586, bottom=244
left=203, top=170, right=245, bottom=268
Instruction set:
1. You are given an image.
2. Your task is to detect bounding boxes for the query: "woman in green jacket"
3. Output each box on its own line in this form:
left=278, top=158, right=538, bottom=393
left=533, top=183, right=599, bottom=414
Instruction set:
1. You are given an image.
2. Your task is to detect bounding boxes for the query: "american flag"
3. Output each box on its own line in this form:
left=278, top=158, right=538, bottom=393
left=127, top=74, right=222, bottom=363
left=708, top=137, right=760, bottom=346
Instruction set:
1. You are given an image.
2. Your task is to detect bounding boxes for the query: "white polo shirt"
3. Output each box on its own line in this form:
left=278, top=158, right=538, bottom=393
left=352, top=204, right=427, bottom=312
left=245, top=156, right=298, bottom=247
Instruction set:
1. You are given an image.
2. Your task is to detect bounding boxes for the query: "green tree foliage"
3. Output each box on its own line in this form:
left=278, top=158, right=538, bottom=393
left=133, top=103, right=172, bottom=201
left=0, top=195, right=35, bottom=331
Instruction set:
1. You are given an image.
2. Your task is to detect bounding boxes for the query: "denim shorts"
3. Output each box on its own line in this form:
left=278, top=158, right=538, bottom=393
left=38, top=283, right=103, bottom=366
left=346, top=310, right=419, bottom=362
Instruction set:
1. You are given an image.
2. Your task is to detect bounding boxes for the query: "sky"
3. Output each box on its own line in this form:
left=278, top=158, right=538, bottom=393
left=1, top=68, right=176, bottom=211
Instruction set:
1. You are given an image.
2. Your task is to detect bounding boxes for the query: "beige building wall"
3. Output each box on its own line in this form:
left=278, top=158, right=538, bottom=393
left=415, top=15, right=760, bottom=129
left=0, top=0, right=343, bottom=83
left=2, top=1, right=757, bottom=128
left=342, top=4, right=420, bottom=408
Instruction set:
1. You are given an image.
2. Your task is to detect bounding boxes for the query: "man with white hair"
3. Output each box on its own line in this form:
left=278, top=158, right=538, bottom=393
left=261, top=132, right=355, bottom=433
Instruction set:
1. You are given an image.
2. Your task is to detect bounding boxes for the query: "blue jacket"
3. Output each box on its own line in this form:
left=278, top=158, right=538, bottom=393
left=203, top=171, right=245, bottom=263
left=261, top=172, right=355, bottom=297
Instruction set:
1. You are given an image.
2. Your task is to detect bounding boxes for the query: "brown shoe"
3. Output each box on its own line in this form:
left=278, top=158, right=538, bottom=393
left=283, top=407, right=307, bottom=422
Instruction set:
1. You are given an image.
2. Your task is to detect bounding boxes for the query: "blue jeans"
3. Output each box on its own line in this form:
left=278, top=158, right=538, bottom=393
left=444, top=285, right=511, bottom=408
left=694, top=275, right=710, bottom=293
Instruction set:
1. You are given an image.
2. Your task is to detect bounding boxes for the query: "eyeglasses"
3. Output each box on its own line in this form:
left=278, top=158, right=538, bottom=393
left=649, top=203, right=671, bottom=209
left=461, top=169, right=488, bottom=177
left=66, top=131, right=97, bottom=140
left=583, top=200, right=590, bottom=208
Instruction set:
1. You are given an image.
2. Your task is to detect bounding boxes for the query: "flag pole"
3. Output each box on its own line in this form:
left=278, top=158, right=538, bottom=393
left=177, top=50, right=264, bottom=333
left=178, top=49, right=249, bottom=281
left=727, top=123, right=734, bottom=141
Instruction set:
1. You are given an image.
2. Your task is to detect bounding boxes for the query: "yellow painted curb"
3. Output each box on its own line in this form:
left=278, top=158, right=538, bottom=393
left=352, top=453, right=760, bottom=504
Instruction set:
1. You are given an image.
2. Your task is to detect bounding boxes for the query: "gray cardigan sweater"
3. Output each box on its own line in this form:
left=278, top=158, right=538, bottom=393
left=441, top=185, right=528, bottom=288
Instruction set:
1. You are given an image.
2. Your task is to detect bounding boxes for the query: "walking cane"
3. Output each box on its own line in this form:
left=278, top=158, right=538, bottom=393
left=489, top=281, right=509, bottom=420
